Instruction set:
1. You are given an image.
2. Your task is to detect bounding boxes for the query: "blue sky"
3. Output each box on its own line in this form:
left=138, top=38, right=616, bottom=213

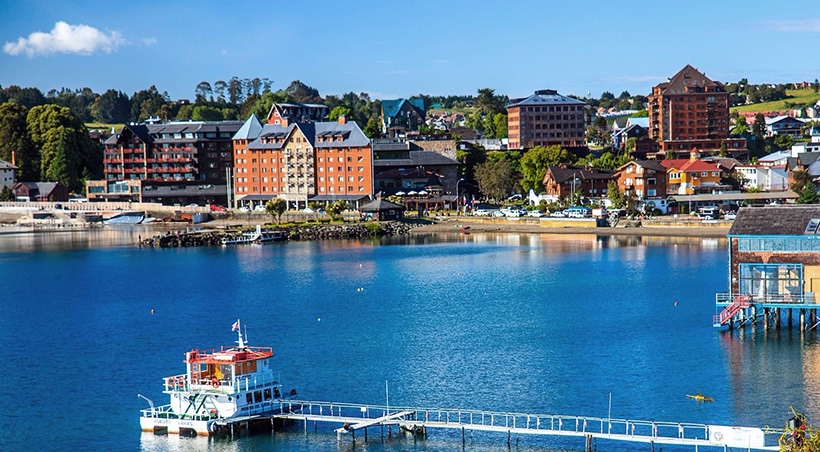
left=1, top=1, right=820, bottom=102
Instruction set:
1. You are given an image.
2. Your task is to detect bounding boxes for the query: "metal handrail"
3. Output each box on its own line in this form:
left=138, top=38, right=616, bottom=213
left=715, top=292, right=816, bottom=305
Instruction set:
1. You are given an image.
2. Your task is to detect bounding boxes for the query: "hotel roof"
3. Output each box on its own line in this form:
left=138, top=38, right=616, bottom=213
left=507, top=89, right=585, bottom=108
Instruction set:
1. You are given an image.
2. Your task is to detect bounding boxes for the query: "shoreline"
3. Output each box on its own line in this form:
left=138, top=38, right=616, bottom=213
left=411, top=218, right=730, bottom=238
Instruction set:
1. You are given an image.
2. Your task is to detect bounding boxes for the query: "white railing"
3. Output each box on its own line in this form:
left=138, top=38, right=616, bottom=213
left=716, top=292, right=816, bottom=305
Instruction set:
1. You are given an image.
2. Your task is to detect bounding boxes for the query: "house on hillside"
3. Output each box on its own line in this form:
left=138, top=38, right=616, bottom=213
left=542, top=164, right=614, bottom=199
left=765, top=115, right=805, bottom=137
left=381, top=98, right=426, bottom=139
left=614, top=160, right=667, bottom=200
left=660, top=148, right=725, bottom=195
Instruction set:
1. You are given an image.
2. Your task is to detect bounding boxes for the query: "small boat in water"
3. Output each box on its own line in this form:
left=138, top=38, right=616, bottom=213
left=138, top=320, right=294, bottom=436
left=686, top=392, right=714, bottom=403
left=221, top=225, right=284, bottom=245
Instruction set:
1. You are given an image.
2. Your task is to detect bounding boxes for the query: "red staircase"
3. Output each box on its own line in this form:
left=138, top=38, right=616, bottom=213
left=714, top=295, right=751, bottom=326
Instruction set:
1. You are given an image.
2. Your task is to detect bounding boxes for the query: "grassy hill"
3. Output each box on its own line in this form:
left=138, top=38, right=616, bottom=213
left=731, top=89, right=820, bottom=113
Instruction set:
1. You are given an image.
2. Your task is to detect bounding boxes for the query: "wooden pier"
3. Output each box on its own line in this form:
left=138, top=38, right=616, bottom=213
left=265, top=399, right=782, bottom=451
left=714, top=293, right=820, bottom=330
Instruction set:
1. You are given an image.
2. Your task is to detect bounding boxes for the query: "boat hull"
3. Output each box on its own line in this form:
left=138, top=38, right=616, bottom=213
left=140, top=416, right=214, bottom=436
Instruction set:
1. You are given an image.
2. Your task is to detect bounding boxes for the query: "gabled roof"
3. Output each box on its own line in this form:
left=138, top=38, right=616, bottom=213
left=374, top=150, right=458, bottom=168
left=0, top=159, right=17, bottom=170
left=246, top=120, right=370, bottom=150
left=729, top=206, right=820, bottom=236
left=616, top=160, right=667, bottom=173
left=798, top=152, right=820, bottom=167
left=382, top=98, right=425, bottom=119
left=660, top=158, right=721, bottom=172
left=233, top=114, right=264, bottom=140
left=655, top=65, right=723, bottom=95
left=544, top=165, right=615, bottom=184
left=759, top=150, right=792, bottom=163
left=765, top=115, right=804, bottom=126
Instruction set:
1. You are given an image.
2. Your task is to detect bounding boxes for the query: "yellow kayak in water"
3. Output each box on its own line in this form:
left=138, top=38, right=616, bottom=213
left=686, top=392, right=714, bottom=402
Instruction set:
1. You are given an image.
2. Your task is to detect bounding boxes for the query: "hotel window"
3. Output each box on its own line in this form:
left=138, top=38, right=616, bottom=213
left=701, top=172, right=707, bottom=177
left=739, top=263, right=802, bottom=300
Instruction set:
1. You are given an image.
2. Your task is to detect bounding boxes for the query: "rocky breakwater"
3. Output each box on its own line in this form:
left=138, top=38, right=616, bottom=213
left=141, top=221, right=422, bottom=248
left=141, top=230, right=223, bottom=247
left=286, top=221, right=418, bottom=241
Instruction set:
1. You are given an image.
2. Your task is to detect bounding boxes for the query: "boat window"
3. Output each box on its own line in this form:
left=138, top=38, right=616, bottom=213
left=264, top=388, right=272, bottom=400
left=246, top=393, right=253, bottom=404
left=254, top=391, right=263, bottom=403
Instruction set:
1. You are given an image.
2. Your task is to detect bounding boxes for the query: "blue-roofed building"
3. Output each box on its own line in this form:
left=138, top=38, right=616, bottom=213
left=506, top=89, right=587, bottom=150
left=380, top=98, right=426, bottom=139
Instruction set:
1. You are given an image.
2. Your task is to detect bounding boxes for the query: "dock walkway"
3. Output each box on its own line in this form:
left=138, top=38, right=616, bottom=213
left=271, top=399, right=782, bottom=451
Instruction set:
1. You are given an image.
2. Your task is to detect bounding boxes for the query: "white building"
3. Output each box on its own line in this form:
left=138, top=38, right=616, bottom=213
left=735, top=164, right=789, bottom=191
left=0, top=160, right=16, bottom=190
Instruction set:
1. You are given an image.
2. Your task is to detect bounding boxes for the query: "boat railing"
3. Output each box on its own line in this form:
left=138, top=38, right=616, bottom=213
left=715, top=292, right=816, bottom=305
left=187, top=346, right=274, bottom=360
left=140, top=404, right=216, bottom=421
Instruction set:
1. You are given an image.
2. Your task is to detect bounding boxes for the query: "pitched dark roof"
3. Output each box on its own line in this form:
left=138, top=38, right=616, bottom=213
left=360, top=199, right=404, bottom=212
left=655, top=65, right=724, bottom=94
left=729, top=205, right=820, bottom=235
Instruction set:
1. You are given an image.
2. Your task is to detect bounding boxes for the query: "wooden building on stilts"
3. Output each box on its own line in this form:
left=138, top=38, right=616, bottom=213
left=715, top=205, right=820, bottom=330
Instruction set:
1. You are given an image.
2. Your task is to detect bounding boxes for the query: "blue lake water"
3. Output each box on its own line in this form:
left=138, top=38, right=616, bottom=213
left=0, top=229, right=817, bottom=451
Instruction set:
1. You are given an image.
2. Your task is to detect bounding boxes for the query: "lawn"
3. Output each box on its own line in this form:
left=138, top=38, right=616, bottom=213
left=731, top=89, right=820, bottom=113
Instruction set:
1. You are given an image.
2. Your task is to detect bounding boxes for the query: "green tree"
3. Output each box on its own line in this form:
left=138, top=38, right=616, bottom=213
left=792, top=170, right=812, bottom=192
left=364, top=116, right=382, bottom=138
left=327, top=200, right=349, bottom=221
left=731, top=116, right=748, bottom=135
left=91, top=89, right=130, bottom=124
left=492, top=112, right=508, bottom=139
left=265, top=198, right=287, bottom=223
left=779, top=408, right=820, bottom=451
left=130, top=85, right=169, bottom=122
left=194, top=81, right=213, bottom=102
left=607, top=180, right=626, bottom=208
left=27, top=104, right=100, bottom=190
left=0, top=185, right=13, bottom=201
left=797, top=184, right=820, bottom=204
left=519, top=145, right=572, bottom=192
left=473, top=155, right=519, bottom=200
left=0, top=101, right=35, bottom=180
left=328, top=106, right=351, bottom=121
left=191, top=105, right=224, bottom=121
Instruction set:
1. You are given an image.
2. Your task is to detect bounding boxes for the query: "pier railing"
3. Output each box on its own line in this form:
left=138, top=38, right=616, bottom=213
left=715, top=292, right=816, bottom=305
left=275, top=399, right=738, bottom=442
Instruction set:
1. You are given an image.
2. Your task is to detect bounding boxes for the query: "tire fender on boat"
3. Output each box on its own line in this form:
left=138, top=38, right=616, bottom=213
left=211, top=377, right=220, bottom=388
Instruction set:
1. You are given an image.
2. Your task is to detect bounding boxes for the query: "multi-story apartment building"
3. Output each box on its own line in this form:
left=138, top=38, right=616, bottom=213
left=507, top=89, right=586, bottom=150
left=232, top=114, right=373, bottom=209
left=92, top=120, right=242, bottom=204
left=648, top=65, right=746, bottom=157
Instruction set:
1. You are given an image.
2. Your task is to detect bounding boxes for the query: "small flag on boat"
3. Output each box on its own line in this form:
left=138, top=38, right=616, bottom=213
left=231, top=320, right=240, bottom=331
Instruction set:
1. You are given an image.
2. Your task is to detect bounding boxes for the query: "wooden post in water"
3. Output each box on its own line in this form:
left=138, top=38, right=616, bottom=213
left=585, top=434, right=592, bottom=452
left=801, top=309, right=806, bottom=330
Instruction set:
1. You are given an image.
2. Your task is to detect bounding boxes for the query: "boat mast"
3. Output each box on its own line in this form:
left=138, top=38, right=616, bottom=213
left=233, top=319, right=245, bottom=349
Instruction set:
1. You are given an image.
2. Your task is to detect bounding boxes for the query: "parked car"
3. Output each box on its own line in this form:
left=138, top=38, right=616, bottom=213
left=238, top=206, right=250, bottom=213
left=528, top=210, right=544, bottom=218
left=209, top=204, right=225, bottom=212
left=565, top=206, right=592, bottom=218
left=254, top=204, right=267, bottom=212
left=474, top=208, right=492, bottom=216
left=550, top=210, right=566, bottom=218
left=492, top=210, right=506, bottom=218
left=723, top=212, right=737, bottom=220
left=185, top=203, right=199, bottom=207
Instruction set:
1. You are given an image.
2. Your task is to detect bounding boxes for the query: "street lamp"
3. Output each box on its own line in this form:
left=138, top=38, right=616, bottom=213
left=455, top=178, right=465, bottom=215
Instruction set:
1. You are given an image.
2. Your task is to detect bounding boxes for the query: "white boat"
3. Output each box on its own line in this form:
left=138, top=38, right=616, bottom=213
left=139, top=321, right=293, bottom=436
left=221, top=225, right=284, bottom=245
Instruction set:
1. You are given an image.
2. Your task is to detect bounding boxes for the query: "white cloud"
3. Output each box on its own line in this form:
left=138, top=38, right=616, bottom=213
left=141, top=38, right=157, bottom=46
left=4, top=21, right=125, bottom=57
left=762, top=19, right=820, bottom=32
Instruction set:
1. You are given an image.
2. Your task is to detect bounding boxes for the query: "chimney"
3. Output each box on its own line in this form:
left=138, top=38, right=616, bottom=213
left=338, top=115, right=347, bottom=125
left=690, top=147, right=700, bottom=162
